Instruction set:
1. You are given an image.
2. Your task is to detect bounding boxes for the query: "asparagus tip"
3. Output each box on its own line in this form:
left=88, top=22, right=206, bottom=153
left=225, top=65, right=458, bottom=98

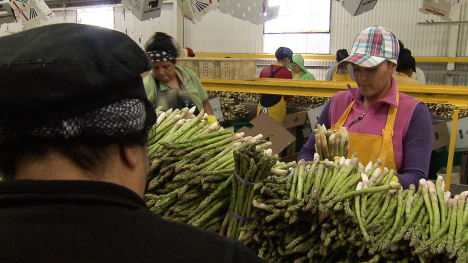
left=188, top=106, right=197, bottom=114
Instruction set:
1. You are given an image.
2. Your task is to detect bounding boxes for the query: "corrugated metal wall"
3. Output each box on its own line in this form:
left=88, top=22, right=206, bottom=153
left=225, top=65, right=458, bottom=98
left=455, top=64, right=468, bottom=86
left=114, top=3, right=175, bottom=48
left=184, top=10, right=263, bottom=53
left=42, top=10, right=77, bottom=25
left=458, top=5, right=468, bottom=57
left=331, top=0, right=452, bottom=57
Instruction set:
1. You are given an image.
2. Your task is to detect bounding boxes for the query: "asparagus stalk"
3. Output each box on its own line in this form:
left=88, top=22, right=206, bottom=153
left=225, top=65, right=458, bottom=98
left=354, top=182, right=370, bottom=242
left=447, top=195, right=460, bottom=254
left=296, top=160, right=306, bottom=200
left=427, top=181, right=441, bottom=235
left=420, top=179, right=434, bottom=235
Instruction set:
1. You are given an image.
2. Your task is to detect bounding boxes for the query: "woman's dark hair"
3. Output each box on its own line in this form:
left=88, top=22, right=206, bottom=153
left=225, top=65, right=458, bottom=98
left=0, top=130, right=148, bottom=179
left=144, top=32, right=179, bottom=62
left=336, top=49, right=349, bottom=62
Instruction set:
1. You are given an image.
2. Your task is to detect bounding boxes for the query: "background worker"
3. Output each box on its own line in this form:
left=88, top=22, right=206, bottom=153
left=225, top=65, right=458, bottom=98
left=398, top=41, right=426, bottom=85
left=298, top=25, right=433, bottom=190
left=0, top=23, right=265, bottom=263
left=144, top=32, right=215, bottom=124
left=394, top=49, right=421, bottom=85
left=290, top=54, right=316, bottom=80
left=325, top=49, right=355, bottom=82
left=257, top=47, right=294, bottom=124
left=186, top=47, right=195, bottom=57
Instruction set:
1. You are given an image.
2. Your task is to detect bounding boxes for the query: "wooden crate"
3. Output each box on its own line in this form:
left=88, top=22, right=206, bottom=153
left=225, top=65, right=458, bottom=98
left=177, top=58, right=257, bottom=80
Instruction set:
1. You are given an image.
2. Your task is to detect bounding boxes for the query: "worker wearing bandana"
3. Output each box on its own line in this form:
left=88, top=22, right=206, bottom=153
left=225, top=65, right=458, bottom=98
left=143, top=32, right=216, bottom=124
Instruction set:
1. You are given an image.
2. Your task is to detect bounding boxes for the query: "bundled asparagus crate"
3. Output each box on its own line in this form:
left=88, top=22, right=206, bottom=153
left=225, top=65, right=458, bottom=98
left=219, top=145, right=277, bottom=239
left=145, top=106, right=272, bottom=231
left=286, top=96, right=330, bottom=110
left=235, top=125, right=468, bottom=262
left=145, top=116, right=468, bottom=262
left=314, top=124, right=349, bottom=161
left=426, top=103, right=468, bottom=120
left=178, top=58, right=257, bottom=80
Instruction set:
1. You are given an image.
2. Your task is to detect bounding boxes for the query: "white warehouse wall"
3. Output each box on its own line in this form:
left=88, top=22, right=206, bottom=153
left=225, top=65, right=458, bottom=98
left=0, top=10, right=76, bottom=37
left=114, top=3, right=175, bottom=48
left=331, top=0, right=455, bottom=57
left=181, top=0, right=467, bottom=57
left=183, top=9, right=264, bottom=53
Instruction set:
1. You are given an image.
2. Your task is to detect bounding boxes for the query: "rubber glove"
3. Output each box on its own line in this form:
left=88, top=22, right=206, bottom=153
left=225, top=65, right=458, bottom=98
left=207, top=115, right=217, bottom=125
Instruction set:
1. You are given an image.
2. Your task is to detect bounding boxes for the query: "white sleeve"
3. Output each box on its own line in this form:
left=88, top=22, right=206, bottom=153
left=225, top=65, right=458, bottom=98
left=414, top=67, right=426, bottom=85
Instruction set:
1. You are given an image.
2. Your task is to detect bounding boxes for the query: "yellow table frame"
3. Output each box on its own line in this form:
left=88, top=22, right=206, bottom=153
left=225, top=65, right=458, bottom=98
left=201, top=78, right=468, bottom=191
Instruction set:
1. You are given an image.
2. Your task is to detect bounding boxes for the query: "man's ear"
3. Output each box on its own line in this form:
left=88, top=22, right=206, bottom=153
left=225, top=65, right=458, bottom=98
left=121, top=146, right=139, bottom=168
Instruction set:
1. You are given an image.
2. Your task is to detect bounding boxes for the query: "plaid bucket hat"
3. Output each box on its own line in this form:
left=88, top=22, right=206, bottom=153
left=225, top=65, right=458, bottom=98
left=338, top=25, right=399, bottom=68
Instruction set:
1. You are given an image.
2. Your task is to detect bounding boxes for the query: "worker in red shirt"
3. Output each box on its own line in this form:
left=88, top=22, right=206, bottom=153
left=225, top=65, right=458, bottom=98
left=257, top=47, right=293, bottom=125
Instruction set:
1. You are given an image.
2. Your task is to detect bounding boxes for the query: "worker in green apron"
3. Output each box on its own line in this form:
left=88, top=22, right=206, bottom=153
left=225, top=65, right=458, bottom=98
left=143, top=32, right=216, bottom=124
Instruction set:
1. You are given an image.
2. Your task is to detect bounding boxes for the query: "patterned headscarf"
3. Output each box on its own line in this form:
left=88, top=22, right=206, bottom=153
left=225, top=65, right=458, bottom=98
left=147, top=50, right=176, bottom=62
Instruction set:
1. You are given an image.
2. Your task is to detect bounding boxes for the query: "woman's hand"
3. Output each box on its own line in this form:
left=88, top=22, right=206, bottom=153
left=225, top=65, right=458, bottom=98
left=202, top=100, right=214, bottom=115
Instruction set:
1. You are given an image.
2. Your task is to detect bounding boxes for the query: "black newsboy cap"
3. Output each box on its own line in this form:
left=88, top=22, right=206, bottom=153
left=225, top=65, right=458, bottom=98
left=0, top=23, right=155, bottom=130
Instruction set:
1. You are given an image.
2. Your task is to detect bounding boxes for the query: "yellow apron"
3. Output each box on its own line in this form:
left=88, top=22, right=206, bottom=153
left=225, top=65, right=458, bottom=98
left=257, top=97, right=286, bottom=125
left=331, top=93, right=400, bottom=172
left=332, top=68, right=353, bottom=82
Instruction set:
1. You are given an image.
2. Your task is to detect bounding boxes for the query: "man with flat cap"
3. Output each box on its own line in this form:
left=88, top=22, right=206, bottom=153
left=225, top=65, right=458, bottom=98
left=0, top=24, right=265, bottom=263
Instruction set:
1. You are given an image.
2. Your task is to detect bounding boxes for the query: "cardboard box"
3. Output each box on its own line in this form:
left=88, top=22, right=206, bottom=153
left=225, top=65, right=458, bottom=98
left=121, top=0, right=162, bottom=21
left=0, top=1, right=16, bottom=24
left=238, top=113, right=295, bottom=155
left=446, top=118, right=468, bottom=150
left=177, top=0, right=218, bottom=24
left=9, top=0, right=53, bottom=29
left=219, top=0, right=279, bottom=25
left=208, top=97, right=224, bottom=122
left=419, top=0, right=465, bottom=21
left=306, top=105, right=325, bottom=130
left=302, top=128, right=312, bottom=139
left=433, top=122, right=450, bottom=151
left=342, top=0, right=379, bottom=16
left=282, top=111, right=307, bottom=129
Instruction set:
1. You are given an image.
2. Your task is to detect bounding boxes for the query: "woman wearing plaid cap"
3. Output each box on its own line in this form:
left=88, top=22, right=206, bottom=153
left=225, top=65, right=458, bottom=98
left=299, top=26, right=433, bottom=190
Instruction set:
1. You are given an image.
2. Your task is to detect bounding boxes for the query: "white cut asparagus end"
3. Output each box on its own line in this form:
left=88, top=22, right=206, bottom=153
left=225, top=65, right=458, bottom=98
left=156, top=112, right=166, bottom=126
left=253, top=134, right=263, bottom=140
left=314, top=153, right=320, bottom=161
left=188, top=106, right=197, bottom=115
left=356, top=182, right=363, bottom=191
left=360, top=173, right=369, bottom=188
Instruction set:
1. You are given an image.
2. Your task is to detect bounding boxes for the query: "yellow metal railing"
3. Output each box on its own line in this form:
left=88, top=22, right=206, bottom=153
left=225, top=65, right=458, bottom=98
left=196, top=54, right=468, bottom=63
left=201, top=78, right=468, bottom=190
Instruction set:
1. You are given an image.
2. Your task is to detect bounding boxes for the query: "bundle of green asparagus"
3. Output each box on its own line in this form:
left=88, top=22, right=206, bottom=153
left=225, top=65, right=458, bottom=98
left=145, top=106, right=269, bottom=232
left=314, top=124, right=349, bottom=161
left=219, top=145, right=277, bottom=239
left=208, top=91, right=261, bottom=103
left=219, top=98, right=249, bottom=121
left=426, top=103, right=468, bottom=120
left=239, top=149, right=468, bottom=263
left=286, top=96, right=330, bottom=109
